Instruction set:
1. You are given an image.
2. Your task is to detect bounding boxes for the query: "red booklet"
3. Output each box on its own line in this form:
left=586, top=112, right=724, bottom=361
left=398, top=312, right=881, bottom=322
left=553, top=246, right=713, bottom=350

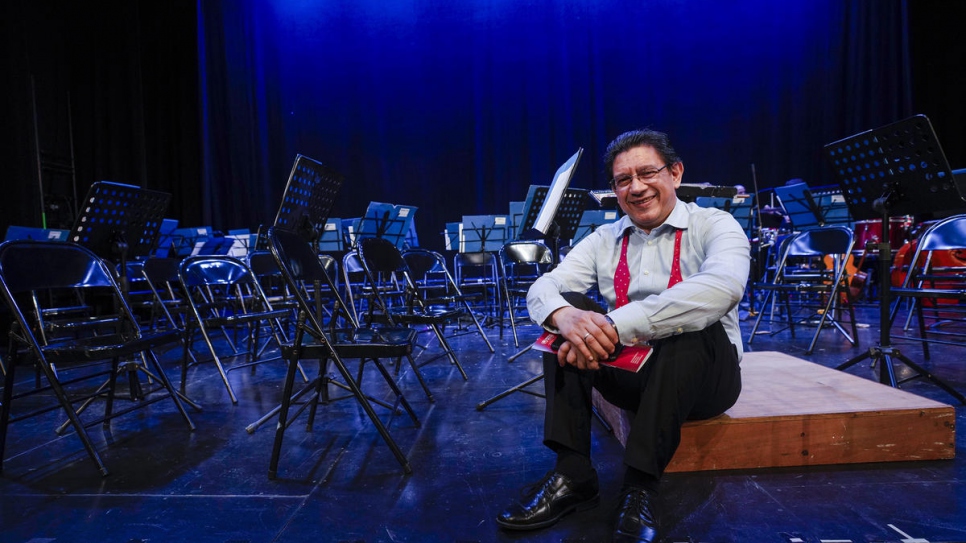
left=532, top=330, right=652, bottom=373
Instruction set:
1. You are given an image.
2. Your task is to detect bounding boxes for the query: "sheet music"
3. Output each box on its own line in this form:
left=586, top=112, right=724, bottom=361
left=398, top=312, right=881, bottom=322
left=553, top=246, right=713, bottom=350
left=533, top=149, right=582, bottom=235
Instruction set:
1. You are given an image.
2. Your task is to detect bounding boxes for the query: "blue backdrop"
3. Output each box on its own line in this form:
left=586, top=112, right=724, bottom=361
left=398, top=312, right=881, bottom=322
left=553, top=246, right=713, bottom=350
left=202, top=0, right=912, bottom=249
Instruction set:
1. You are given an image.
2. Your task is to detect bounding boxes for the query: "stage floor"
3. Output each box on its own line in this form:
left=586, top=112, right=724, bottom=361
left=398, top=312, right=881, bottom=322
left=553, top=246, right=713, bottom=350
left=1, top=304, right=964, bottom=542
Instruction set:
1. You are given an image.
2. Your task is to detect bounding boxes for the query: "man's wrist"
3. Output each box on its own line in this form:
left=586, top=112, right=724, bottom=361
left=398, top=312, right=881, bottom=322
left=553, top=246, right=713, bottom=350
left=604, top=315, right=619, bottom=339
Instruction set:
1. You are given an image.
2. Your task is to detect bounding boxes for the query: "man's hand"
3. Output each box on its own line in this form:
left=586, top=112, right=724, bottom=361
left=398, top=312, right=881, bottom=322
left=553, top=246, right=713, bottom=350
left=548, top=306, right=620, bottom=370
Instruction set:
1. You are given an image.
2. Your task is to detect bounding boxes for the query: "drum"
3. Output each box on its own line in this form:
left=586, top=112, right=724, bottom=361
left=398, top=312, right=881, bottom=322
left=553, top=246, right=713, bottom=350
left=853, top=216, right=913, bottom=251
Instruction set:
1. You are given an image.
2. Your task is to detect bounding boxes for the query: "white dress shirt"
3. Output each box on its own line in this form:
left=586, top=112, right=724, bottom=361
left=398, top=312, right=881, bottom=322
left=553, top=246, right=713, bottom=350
left=526, top=199, right=750, bottom=359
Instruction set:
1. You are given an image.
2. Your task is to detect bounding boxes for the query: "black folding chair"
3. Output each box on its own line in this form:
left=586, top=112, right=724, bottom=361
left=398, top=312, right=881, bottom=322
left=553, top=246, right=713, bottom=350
left=403, top=248, right=494, bottom=352
left=263, top=227, right=422, bottom=476
left=358, top=237, right=469, bottom=380
left=890, top=214, right=966, bottom=359
left=499, top=241, right=554, bottom=347
left=0, top=240, right=195, bottom=476
left=178, top=255, right=294, bottom=404
left=748, top=226, right=859, bottom=354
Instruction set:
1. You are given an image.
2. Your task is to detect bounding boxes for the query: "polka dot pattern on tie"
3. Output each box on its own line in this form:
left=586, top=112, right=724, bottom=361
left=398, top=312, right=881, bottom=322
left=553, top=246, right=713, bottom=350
left=613, top=228, right=683, bottom=309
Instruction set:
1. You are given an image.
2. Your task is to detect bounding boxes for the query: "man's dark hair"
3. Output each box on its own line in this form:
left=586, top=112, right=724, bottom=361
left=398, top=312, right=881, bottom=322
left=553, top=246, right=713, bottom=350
left=603, top=128, right=682, bottom=177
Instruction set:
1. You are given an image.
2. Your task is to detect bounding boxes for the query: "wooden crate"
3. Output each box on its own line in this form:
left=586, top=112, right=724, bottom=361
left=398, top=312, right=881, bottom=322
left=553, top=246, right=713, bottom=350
left=592, top=351, right=956, bottom=472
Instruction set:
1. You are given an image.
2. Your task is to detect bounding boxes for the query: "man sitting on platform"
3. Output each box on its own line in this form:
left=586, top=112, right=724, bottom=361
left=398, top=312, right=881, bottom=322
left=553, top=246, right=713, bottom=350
left=495, top=128, right=750, bottom=542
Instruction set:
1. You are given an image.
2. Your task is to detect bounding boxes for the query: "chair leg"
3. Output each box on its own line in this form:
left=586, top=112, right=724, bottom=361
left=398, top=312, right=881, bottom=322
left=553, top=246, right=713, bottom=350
left=269, top=351, right=303, bottom=478
left=747, top=289, right=774, bottom=343
left=429, top=323, right=468, bottom=380
left=403, top=354, right=434, bottom=403
left=44, top=361, right=110, bottom=476
left=325, top=352, right=413, bottom=474
left=460, top=298, right=494, bottom=353
left=193, top=323, right=239, bottom=404
left=370, top=358, right=420, bottom=427
left=143, top=350, right=196, bottom=431
left=0, top=357, right=17, bottom=475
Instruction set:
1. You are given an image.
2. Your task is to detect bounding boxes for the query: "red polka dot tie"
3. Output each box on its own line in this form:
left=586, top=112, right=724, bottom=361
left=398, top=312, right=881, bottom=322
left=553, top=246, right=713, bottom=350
left=614, top=229, right=683, bottom=308
left=667, top=229, right=684, bottom=288
left=614, top=231, right=632, bottom=308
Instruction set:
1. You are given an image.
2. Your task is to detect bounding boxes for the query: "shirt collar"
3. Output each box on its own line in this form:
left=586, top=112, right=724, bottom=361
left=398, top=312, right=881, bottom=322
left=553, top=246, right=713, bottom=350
left=613, top=199, right=688, bottom=238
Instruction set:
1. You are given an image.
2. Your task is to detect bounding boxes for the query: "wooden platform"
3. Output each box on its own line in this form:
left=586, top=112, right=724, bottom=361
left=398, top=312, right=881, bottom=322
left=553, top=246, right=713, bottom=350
left=592, top=351, right=956, bottom=472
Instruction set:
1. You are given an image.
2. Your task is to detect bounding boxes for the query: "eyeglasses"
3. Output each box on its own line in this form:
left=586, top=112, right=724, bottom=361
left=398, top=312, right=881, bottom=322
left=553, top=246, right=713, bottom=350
left=610, top=164, right=669, bottom=190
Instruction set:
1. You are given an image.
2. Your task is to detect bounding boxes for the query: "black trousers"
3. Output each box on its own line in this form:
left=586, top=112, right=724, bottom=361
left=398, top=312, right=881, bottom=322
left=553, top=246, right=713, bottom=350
left=542, top=294, right=742, bottom=479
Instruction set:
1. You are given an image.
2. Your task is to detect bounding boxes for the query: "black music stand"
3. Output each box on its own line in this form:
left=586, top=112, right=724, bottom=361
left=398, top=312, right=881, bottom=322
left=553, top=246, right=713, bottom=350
left=476, top=187, right=590, bottom=410
left=68, top=181, right=178, bottom=403
left=355, top=202, right=417, bottom=249
left=461, top=215, right=510, bottom=253
left=70, top=181, right=171, bottom=299
left=517, top=186, right=589, bottom=257
left=774, top=182, right=823, bottom=231
left=274, top=154, right=345, bottom=244
left=826, top=114, right=966, bottom=404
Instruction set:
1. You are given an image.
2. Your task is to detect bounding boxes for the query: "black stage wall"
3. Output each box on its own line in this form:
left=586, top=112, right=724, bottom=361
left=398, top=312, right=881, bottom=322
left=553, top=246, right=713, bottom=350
left=2, top=0, right=964, bottom=250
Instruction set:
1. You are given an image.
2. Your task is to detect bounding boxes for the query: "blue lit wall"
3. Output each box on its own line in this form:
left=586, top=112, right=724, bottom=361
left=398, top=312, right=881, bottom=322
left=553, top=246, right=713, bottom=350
left=199, top=0, right=911, bottom=249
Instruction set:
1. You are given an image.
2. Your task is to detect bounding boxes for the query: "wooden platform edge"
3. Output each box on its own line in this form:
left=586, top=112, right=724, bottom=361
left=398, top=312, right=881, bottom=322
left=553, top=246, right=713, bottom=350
left=665, top=405, right=956, bottom=473
left=592, top=351, right=958, bottom=473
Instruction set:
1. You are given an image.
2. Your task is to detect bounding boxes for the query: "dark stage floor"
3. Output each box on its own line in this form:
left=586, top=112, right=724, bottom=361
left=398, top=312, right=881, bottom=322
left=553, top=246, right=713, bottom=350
left=1, top=302, right=965, bottom=543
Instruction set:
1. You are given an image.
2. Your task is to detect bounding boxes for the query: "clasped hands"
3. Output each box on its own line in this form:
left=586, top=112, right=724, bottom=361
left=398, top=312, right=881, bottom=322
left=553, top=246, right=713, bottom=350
left=548, top=306, right=620, bottom=371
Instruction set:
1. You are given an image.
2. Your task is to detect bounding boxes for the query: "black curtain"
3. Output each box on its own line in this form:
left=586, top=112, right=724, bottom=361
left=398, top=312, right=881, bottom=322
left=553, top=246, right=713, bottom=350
left=0, top=0, right=201, bottom=234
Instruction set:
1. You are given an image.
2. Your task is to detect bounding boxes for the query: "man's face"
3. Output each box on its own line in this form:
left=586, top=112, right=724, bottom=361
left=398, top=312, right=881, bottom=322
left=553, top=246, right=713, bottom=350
left=611, top=145, right=683, bottom=232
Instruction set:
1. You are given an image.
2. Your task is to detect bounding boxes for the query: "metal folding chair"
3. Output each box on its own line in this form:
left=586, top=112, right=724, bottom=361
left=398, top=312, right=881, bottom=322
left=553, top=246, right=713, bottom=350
left=263, top=227, right=422, bottom=476
left=0, top=240, right=195, bottom=476
left=358, top=237, right=469, bottom=380
left=748, top=226, right=858, bottom=354
left=178, top=255, right=294, bottom=404
left=499, top=241, right=553, bottom=347
left=403, top=248, right=494, bottom=353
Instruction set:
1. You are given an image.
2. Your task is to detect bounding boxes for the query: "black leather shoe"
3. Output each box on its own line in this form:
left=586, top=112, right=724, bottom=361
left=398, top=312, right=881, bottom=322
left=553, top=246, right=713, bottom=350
left=496, top=471, right=599, bottom=531
left=613, top=488, right=659, bottom=543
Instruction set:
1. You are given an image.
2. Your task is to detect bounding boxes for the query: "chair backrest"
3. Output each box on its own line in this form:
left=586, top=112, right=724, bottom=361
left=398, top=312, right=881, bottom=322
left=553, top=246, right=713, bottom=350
left=140, top=257, right=191, bottom=330
left=142, top=257, right=182, bottom=285
left=0, top=240, right=115, bottom=293
left=268, top=227, right=333, bottom=285
left=453, top=251, right=499, bottom=285
left=896, top=214, right=966, bottom=288
left=317, top=253, right=339, bottom=284
left=773, top=226, right=854, bottom=284
left=918, top=214, right=966, bottom=252
left=358, top=237, right=407, bottom=275
left=247, top=251, right=284, bottom=277
left=268, top=226, right=353, bottom=328
left=783, top=226, right=854, bottom=258
left=0, top=240, right=136, bottom=346
left=499, top=241, right=554, bottom=283
left=403, top=249, right=445, bottom=279
left=500, top=241, right=554, bottom=266
left=405, top=248, right=453, bottom=285
left=179, top=255, right=258, bottom=288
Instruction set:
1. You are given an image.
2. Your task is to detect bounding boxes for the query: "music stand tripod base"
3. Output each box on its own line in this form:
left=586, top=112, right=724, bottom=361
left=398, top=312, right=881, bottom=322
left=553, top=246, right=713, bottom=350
left=824, top=114, right=966, bottom=405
